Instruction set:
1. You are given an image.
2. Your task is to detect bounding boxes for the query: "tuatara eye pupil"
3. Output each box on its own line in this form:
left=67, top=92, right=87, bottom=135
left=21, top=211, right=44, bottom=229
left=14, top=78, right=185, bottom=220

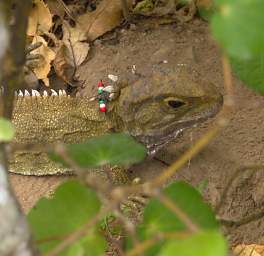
left=167, top=100, right=185, bottom=109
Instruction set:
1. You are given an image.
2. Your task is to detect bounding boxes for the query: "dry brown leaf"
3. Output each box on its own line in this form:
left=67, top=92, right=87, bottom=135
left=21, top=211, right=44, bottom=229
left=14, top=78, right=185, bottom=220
left=77, top=0, right=132, bottom=42
left=233, top=244, right=264, bottom=256
left=62, top=22, right=90, bottom=66
left=27, top=0, right=53, bottom=36
left=53, top=42, right=76, bottom=86
left=31, top=35, right=56, bottom=86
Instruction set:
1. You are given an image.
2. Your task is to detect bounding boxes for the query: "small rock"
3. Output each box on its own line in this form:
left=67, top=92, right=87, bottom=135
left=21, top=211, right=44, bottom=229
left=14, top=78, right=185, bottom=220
left=129, top=23, right=137, bottom=31
left=132, top=65, right=136, bottom=74
left=120, top=29, right=127, bottom=34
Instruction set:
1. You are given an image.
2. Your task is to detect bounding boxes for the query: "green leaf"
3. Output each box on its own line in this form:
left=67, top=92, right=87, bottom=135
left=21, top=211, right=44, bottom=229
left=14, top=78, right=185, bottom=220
left=158, top=231, right=227, bottom=256
left=65, top=235, right=106, bottom=256
left=0, top=118, right=15, bottom=142
left=141, top=182, right=219, bottom=237
left=231, top=54, right=264, bottom=95
left=136, top=182, right=219, bottom=255
left=211, top=0, right=264, bottom=59
left=50, top=133, right=146, bottom=168
left=27, top=180, right=105, bottom=254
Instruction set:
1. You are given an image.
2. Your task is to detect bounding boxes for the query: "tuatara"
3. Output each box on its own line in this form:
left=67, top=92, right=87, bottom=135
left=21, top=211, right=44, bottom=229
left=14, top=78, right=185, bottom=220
left=1, top=66, right=223, bottom=178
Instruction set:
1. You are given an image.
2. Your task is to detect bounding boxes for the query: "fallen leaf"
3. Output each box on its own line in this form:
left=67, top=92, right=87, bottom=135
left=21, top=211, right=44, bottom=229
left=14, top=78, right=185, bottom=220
left=53, top=42, right=78, bottom=86
left=77, top=0, right=132, bottom=41
left=233, top=244, right=264, bottom=256
left=31, top=35, right=56, bottom=86
left=62, top=22, right=90, bottom=66
left=27, top=0, right=53, bottom=36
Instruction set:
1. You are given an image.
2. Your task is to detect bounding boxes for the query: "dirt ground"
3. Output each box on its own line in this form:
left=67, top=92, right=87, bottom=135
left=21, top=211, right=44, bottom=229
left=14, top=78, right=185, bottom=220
left=10, top=18, right=264, bottom=246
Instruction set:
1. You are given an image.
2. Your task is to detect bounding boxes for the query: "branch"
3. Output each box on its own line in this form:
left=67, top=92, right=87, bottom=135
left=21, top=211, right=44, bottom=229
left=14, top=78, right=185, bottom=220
left=120, top=0, right=130, bottom=20
left=1, top=0, right=31, bottom=118
left=0, top=1, right=37, bottom=255
left=0, top=147, right=37, bottom=256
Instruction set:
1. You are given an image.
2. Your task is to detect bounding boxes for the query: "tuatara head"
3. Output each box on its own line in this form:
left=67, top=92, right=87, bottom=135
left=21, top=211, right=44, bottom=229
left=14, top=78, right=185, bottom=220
left=114, top=66, right=223, bottom=154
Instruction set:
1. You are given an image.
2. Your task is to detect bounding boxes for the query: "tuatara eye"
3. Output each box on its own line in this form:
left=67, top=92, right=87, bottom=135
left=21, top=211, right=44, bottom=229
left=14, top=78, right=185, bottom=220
left=167, top=100, right=185, bottom=109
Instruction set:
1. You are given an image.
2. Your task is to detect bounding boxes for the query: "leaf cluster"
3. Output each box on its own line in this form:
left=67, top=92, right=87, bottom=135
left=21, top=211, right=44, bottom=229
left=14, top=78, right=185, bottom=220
left=25, top=134, right=226, bottom=255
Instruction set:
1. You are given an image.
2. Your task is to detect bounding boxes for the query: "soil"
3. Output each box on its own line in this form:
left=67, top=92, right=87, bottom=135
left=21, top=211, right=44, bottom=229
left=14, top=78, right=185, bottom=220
left=9, top=17, right=264, bottom=247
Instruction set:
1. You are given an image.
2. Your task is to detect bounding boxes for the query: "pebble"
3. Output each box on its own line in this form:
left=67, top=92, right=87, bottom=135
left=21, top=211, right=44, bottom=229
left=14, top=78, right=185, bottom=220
left=129, top=23, right=137, bottom=31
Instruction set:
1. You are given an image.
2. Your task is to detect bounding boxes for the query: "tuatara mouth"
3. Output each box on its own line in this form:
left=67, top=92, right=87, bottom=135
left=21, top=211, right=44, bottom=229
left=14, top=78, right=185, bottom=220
left=145, top=128, right=184, bottom=155
left=137, top=95, right=223, bottom=155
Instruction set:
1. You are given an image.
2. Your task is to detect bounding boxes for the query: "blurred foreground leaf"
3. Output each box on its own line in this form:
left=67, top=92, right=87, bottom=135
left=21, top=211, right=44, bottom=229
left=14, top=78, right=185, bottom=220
left=136, top=182, right=219, bottom=255
left=50, top=133, right=146, bottom=168
left=0, top=118, right=15, bottom=142
left=158, top=231, right=227, bottom=256
left=211, top=0, right=264, bottom=59
left=231, top=54, right=264, bottom=95
left=27, top=180, right=105, bottom=255
left=142, top=182, right=219, bottom=236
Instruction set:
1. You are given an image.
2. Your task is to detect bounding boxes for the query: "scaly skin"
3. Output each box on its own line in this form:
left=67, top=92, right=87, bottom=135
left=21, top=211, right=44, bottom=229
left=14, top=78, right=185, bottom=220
left=4, top=66, right=222, bottom=177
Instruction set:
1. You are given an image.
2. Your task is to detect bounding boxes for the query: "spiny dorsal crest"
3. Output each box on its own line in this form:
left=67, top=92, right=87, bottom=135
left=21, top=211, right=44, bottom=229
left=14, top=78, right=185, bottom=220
left=15, top=88, right=68, bottom=97
left=0, top=84, right=117, bottom=102
left=0, top=86, right=69, bottom=98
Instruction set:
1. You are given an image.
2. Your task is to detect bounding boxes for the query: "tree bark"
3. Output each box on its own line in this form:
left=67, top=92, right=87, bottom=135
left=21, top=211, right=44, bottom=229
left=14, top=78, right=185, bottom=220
left=0, top=1, right=38, bottom=255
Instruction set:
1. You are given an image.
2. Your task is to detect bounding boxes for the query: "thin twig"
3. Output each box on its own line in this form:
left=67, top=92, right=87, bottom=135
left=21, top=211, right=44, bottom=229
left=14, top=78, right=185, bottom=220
left=126, top=239, right=156, bottom=256
left=120, top=0, right=130, bottom=20
left=222, top=54, right=235, bottom=107
left=56, top=0, right=76, bottom=22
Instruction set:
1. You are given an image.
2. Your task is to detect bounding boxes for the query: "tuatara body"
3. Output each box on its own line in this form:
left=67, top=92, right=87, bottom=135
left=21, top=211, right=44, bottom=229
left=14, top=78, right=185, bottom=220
left=2, top=66, right=223, bottom=176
